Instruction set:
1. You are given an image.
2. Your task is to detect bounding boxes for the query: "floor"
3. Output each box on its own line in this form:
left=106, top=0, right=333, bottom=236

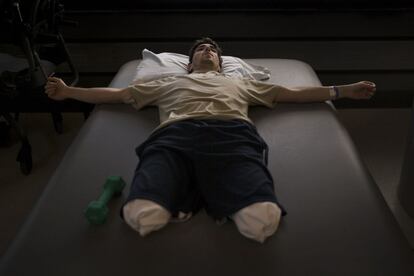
left=0, top=112, right=85, bottom=258
left=337, top=108, right=414, bottom=249
left=0, top=108, right=413, bottom=259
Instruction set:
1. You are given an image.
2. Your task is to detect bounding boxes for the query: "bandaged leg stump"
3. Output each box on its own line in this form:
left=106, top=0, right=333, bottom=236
left=232, top=201, right=282, bottom=243
left=123, top=199, right=171, bottom=236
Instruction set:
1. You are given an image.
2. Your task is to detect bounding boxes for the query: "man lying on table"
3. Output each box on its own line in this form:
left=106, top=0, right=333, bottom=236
left=45, top=37, right=376, bottom=243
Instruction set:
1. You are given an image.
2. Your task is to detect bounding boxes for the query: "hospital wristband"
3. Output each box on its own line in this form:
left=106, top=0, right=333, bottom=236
left=329, top=86, right=340, bottom=100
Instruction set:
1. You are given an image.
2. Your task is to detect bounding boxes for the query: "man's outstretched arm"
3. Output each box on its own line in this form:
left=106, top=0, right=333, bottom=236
left=44, top=77, right=134, bottom=104
left=275, top=81, right=376, bottom=103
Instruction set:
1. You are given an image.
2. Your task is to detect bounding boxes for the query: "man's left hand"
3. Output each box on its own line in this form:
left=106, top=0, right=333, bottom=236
left=342, top=81, right=376, bottom=100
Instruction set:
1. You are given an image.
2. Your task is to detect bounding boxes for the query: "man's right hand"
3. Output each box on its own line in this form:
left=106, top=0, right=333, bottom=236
left=44, top=77, right=68, bottom=101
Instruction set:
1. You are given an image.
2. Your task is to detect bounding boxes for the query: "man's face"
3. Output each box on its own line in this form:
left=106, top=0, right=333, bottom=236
left=188, top=43, right=221, bottom=73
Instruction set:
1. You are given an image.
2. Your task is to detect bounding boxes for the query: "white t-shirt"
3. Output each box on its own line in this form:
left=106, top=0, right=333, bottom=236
left=128, top=71, right=281, bottom=129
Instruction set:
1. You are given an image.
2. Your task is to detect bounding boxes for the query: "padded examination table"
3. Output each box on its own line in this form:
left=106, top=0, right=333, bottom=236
left=1, top=59, right=413, bottom=276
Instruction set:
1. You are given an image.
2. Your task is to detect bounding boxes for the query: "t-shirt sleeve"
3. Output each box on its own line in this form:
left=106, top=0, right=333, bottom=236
left=127, top=77, right=175, bottom=110
left=239, top=78, right=282, bottom=108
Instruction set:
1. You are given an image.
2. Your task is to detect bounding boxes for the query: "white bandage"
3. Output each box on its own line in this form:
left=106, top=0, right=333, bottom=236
left=123, top=199, right=171, bottom=236
left=231, top=202, right=282, bottom=243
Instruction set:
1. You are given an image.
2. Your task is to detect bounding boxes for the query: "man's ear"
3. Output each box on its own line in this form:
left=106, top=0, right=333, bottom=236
left=187, top=63, right=193, bottom=73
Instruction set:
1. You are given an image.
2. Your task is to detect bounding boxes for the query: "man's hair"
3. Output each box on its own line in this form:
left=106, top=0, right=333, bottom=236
left=188, top=37, right=223, bottom=70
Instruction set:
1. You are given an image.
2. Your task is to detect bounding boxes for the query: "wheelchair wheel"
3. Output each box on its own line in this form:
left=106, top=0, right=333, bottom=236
left=17, top=138, right=32, bottom=175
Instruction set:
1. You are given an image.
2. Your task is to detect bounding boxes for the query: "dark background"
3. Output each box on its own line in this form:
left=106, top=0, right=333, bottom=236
left=1, top=0, right=414, bottom=108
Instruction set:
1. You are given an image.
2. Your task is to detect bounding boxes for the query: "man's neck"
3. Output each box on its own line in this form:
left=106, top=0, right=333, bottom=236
left=191, top=69, right=218, bottom=74
left=190, top=63, right=220, bottom=74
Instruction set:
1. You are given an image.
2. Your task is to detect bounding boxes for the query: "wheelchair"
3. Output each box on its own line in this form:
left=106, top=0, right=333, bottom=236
left=0, top=0, right=79, bottom=175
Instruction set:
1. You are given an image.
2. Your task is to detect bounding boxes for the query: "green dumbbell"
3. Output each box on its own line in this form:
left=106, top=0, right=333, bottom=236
left=85, top=176, right=126, bottom=225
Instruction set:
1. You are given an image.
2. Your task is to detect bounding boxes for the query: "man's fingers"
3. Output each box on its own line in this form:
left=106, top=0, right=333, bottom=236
left=44, top=75, right=64, bottom=100
left=44, top=85, right=56, bottom=94
left=362, top=80, right=375, bottom=86
left=356, top=81, right=376, bottom=98
left=45, top=82, right=56, bottom=88
left=44, top=84, right=55, bottom=93
left=366, top=90, right=375, bottom=99
left=47, top=77, right=62, bottom=84
left=368, top=84, right=376, bottom=92
left=361, top=81, right=376, bottom=91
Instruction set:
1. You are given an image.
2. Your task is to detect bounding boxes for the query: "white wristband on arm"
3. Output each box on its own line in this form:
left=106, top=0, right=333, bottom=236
left=329, top=86, right=340, bottom=100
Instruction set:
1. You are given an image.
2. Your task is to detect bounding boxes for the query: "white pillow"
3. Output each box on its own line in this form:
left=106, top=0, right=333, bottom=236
left=132, top=49, right=270, bottom=84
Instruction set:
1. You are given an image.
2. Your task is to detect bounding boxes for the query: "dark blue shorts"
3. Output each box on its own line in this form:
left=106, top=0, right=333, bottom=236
left=122, top=119, right=287, bottom=220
